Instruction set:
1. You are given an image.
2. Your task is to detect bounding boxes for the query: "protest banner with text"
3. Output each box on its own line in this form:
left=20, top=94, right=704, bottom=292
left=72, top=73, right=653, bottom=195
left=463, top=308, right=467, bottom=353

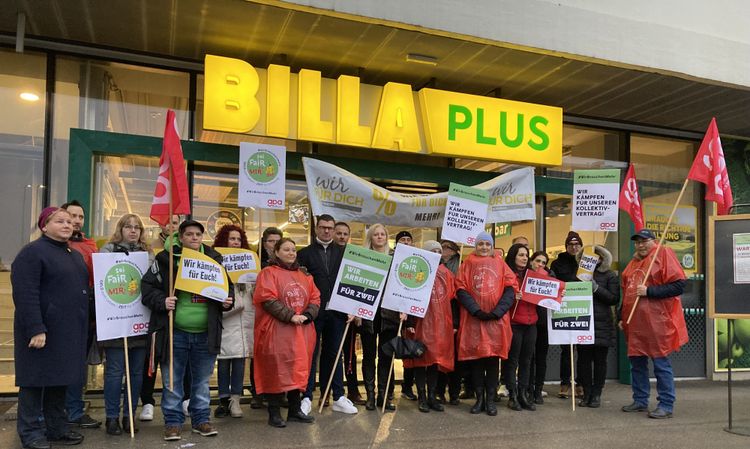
left=572, top=169, right=620, bottom=232
left=215, top=247, right=260, bottom=283
left=239, top=142, right=287, bottom=209
left=520, top=269, right=565, bottom=311
left=174, top=247, right=230, bottom=302
left=576, top=246, right=601, bottom=282
left=327, top=245, right=392, bottom=320
left=381, top=244, right=441, bottom=318
left=93, top=252, right=151, bottom=341
left=547, top=282, right=594, bottom=345
left=441, top=183, right=490, bottom=246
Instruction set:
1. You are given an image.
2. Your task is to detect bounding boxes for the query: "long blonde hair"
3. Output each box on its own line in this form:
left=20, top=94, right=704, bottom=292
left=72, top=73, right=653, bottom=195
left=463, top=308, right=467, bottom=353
left=364, top=223, right=390, bottom=253
left=109, top=214, right=151, bottom=252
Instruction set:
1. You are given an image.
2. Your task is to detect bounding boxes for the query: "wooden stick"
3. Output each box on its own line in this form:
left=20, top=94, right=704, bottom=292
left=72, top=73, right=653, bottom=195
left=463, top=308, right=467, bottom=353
left=570, top=343, right=576, bottom=411
left=124, top=337, right=135, bottom=438
left=626, top=178, right=690, bottom=324
left=458, top=243, right=465, bottom=265
left=602, top=231, right=610, bottom=247
left=382, top=319, right=404, bottom=414
left=168, top=170, right=174, bottom=392
left=318, top=321, right=351, bottom=414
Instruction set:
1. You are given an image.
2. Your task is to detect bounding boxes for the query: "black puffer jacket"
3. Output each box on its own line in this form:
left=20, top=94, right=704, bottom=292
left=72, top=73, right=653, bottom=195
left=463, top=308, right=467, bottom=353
left=549, top=251, right=580, bottom=282
left=578, top=245, right=619, bottom=347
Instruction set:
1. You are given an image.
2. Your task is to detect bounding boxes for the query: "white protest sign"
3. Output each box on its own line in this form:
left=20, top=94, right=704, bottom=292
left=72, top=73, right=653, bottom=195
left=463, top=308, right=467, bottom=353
left=572, top=169, right=620, bottom=232
left=93, top=252, right=151, bottom=341
left=327, top=245, right=392, bottom=320
left=381, top=244, right=441, bottom=318
left=239, top=142, right=286, bottom=209
left=547, top=282, right=595, bottom=345
left=441, top=183, right=490, bottom=246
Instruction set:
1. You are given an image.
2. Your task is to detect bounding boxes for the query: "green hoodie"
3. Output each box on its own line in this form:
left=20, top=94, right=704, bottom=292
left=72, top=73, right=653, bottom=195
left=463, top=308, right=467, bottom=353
left=168, top=233, right=209, bottom=333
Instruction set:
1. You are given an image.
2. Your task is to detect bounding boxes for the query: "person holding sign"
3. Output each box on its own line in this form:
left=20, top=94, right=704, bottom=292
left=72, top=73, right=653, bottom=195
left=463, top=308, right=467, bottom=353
left=575, top=245, right=619, bottom=408
left=503, top=243, right=537, bottom=412
left=403, top=241, right=456, bottom=413
left=253, top=238, right=321, bottom=428
left=141, top=220, right=234, bottom=441
left=99, top=214, right=153, bottom=435
left=529, top=251, right=553, bottom=405
left=620, top=229, right=688, bottom=419
left=12, top=207, right=89, bottom=449
left=455, top=231, right=517, bottom=416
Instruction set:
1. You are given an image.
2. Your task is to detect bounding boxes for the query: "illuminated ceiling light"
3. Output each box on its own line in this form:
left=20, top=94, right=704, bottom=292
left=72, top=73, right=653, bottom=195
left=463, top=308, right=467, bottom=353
left=405, top=53, right=438, bottom=66
left=20, top=92, right=39, bottom=102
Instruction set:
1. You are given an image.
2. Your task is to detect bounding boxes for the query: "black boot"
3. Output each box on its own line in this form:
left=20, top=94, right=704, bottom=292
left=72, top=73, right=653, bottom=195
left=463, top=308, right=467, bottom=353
left=215, top=397, right=230, bottom=418
left=588, top=387, right=601, bottom=408
left=376, top=395, right=396, bottom=411
left=517, top=387, right=536, bottom=411
left=485, top=390, right=498, bottom=416
left=267, top=395, right=286, bottom=428
left=365, top=377, right=376, bottom=411
left=417, top=387, right=429, bottom=413
left=427, top=390, right=444, bottom=412
left=507, top=388, right=522, bottom=411
left=105, top=417, right=122, bottom=435
left=470, top=387, right=485, bottom=414
left=287, top=391, right=315, bottom=423
left=533, top=386, right=544, bottom=405
left=121, top=416, right=138, bottom=434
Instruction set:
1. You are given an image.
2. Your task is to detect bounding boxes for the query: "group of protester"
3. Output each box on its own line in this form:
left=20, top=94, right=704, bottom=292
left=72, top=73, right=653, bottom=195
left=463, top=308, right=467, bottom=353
left=11, top=203, right=689, bottom=448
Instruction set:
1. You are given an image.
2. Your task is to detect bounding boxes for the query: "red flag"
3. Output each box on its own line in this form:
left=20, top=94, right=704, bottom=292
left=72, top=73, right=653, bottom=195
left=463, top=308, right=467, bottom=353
left=688, top=117, right=733, bottom=215
left=150, top=110, right=190, bottom=226
left=619, top=164, right=645, bottom=230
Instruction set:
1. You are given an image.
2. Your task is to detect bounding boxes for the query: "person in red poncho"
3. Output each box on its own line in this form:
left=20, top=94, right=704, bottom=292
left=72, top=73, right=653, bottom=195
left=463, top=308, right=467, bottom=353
left=455, top=231, right=517, bottom=416
left=253, top=238, right=321, bottom=428
left=619, top=229, right=688, bottom=420
left=403, top=240, right=456, bottom=413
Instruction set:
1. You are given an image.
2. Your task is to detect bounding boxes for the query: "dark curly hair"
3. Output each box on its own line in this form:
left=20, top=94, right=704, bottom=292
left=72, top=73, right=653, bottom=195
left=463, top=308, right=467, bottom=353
left=213, top=224, right=250, bottom=250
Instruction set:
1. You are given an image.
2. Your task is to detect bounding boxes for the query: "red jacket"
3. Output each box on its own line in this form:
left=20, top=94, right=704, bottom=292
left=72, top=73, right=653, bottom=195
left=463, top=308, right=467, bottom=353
left=68, top=233, right=97, bottom=287
left=510, top=268, right=538, bottom=326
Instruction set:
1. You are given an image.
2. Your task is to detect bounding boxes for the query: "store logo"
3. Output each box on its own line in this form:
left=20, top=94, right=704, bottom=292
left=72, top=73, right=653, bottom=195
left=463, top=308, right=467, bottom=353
left=397, top=255, right=430, bottom=290
left=102, top=262, right=142, bottom=305
left=246, top=150, right=280, bottom=184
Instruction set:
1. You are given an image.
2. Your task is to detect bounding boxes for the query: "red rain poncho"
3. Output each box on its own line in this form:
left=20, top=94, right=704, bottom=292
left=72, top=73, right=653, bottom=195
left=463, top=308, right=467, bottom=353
left=621, top=244, right=688, bottom=358
left=252, top=265, right=320, bottom=394
left=455, top=253, right=518, bottom=361
left=404, top=265, right=456, bottom=372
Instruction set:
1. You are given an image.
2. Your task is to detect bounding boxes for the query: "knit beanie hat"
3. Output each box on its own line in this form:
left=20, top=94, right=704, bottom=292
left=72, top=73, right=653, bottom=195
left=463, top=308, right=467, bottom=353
left=475, top=231, right=494, bottom=245
left=395, top=230, right=413, bottom=243
left=38, top=206, right=62, bottom=230
left=423, top=240, right=442, bottom=253
left=440, top=239, right=460, bottom=252
left=565, top=231, right=583, bottom=246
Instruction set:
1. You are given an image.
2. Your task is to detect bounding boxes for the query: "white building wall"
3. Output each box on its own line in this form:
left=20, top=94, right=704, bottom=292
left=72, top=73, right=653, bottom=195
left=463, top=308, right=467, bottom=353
left=282, top=0, right=750, bottom=88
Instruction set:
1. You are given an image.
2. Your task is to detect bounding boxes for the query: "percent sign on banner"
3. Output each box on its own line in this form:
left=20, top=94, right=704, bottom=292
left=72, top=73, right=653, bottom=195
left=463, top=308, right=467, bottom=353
left=373, top=189, right=396, bottom=216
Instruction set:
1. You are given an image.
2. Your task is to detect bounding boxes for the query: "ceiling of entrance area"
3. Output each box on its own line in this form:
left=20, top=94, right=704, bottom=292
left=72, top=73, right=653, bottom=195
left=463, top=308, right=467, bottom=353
left=2, top=0, right=749, bottom=137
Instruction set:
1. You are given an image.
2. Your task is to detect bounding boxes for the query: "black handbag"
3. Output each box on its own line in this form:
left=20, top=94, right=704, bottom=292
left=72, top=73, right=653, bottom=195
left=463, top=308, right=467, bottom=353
left=382, top=336, right=427, bottom=359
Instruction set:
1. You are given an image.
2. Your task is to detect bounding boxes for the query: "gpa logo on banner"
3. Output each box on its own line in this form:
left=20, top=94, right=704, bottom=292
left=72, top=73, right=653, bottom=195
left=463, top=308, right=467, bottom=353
left=356, top=308, right=374, bottom=318
left=599, top=222, right=616, bottom=230
left=132, top=322, right=149, bottom=333
left=245, top=149, right=280, bottom=184
left=576, top=335, right=593, bottom=343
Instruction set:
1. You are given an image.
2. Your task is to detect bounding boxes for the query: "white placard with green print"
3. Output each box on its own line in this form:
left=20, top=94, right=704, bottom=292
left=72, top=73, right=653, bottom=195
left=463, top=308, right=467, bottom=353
left=547, top=282, right=594, bottom=345
left=93, top=252, right=151, bottom=341
left=327, top=245, right=393, bottom=320
left=441, top=183, right=490, bottom=246
left=238, top=142, right=286, bottom=209
left=733, top=233, right=750, bottom=284
left=380, top=244, right=441, bottom=318
left=572, top=169, right=620, bottom=232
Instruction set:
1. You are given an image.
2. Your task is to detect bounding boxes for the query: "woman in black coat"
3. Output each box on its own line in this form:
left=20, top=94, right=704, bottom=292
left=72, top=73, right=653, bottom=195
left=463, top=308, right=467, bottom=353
left=576, top=244, right=620, bottom=408
left=12, top=207, right=89, bottom=449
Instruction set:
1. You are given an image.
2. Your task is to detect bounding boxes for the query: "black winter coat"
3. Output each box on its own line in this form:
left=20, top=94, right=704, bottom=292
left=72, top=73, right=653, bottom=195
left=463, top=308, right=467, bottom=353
left=12, top=236, right=89, bottom=387
left=576, top=245, right=620, bottom=347
left=549, top=251, right=580, bottom=283
left=141, top=244, right=233, bottom=362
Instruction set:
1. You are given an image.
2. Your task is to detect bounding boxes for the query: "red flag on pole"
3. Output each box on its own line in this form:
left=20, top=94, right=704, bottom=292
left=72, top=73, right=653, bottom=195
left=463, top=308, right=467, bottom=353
left=687, top=117, right=733, bottom=215
left=150, top=110, right=190, bottom=226
left=619, top=164, right=645, bottom=230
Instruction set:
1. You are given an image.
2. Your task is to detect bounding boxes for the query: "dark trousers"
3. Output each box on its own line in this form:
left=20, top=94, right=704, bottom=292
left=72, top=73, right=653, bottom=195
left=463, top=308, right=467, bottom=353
left=505, top=324, right=537, bottom=391
left=469, top=357, right=500, bottom=396
left=560, top=345, right=578, bottom=386
left=414, top=365, right=439, bottom=396
left=402, top=368, right=414, bottom=391
left=305, top=311, right=347, bottom=401
left=376, top=329, right=397, bottom=398
left=18, top=386, right=68, bottom=446
left=360, top=330, right=377, bottom=396
left=140, top=358, right=192, bottom=406
left=530, top=320, right=549, bottom=391
left=343, top=325, right=361, bottom=394
left=577, top=345, right=609, bottom=395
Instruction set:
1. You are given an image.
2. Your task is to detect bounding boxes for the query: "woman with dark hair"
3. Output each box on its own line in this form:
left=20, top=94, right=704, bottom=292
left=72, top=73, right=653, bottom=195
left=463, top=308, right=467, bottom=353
left=212, top=225, right=260, bottom=417
left=253, top=238, right=320, bottom=427
left=455, top=231, right=516, bottom=416
left=99, top=214, right=153, bottom=435
left=528, top=250, right=553, bottom=404
left=503, top=243, right=537, bottom=411
left=260, top=227, right=283, bottom=268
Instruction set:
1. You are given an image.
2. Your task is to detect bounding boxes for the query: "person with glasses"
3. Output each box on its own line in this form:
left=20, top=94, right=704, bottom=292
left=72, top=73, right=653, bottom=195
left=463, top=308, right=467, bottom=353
left=620, top=229, right=688, bottom=419
left=549, top=231, right=584, bottom=399
left=99, top=214, right=153, bottom=435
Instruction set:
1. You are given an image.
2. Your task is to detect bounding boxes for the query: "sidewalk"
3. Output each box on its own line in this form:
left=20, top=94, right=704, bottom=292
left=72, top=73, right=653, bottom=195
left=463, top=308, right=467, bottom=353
left=2, top=379, right=749, bottom=448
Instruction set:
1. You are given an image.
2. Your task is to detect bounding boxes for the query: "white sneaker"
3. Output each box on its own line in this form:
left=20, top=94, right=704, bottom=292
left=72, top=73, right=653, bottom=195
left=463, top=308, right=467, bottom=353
left=139, top=404, right=154, bottom=421
left=498, top=385, right=509, bottom=397
left=332, top=396, right=358, bottom=414
left=541, top=390, right=548, bottom=398
left=229, top=395, right=243, bottom=418
left=301, top=397, right=312, bottom=415
left=182, top=399, right=190, bottom=417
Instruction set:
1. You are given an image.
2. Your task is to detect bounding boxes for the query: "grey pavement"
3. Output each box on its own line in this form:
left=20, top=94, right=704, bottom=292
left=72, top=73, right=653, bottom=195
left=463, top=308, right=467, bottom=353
left=2, top=380, right=750, bottom=449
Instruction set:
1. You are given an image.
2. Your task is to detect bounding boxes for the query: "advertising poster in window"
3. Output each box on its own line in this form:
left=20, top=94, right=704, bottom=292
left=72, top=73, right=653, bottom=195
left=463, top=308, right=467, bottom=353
left=643, top=203, right=697, bottom=275
left=238, top=142, right=286, bottom=209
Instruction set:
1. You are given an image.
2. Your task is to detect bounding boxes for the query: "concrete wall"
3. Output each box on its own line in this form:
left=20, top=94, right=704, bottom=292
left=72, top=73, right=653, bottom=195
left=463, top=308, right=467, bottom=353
left=282, top=0, right=750, bottom=88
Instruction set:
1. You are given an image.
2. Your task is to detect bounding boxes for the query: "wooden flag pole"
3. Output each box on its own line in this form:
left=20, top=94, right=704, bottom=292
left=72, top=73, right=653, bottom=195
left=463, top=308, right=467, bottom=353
left=318, top=321, right=351, bottom=414
left=381, top=320, right=404, bottom=414
left=626, top=178, right=690, bottom=324
left=167, top=169, right=174, bottom=392
left=458, top=243, right=465, bottom=264
left=124, top=337, right=135, bottom=438
left=570, top=344, right=576, bottom=411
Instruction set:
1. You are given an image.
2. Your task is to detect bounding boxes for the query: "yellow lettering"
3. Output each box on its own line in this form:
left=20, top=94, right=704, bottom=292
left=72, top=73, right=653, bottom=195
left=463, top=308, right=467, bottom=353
left=266, top=64, right=290, bottom=138
left=203, top=55, right=260, bottom=133
left=372, top=82, right=421, bottom=152
left=297, top=69, right=334, bottom=143
left=336, top=75, right=371, bottom=147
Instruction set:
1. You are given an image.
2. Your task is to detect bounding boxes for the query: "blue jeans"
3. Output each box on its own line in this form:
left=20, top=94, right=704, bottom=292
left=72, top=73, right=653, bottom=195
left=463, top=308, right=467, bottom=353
left=65, top=374, right=85, bottom=421
left=629, top=356, right=676, bottom=412
left=104, top=346, right=146, bottom=418
left=305, top=310, right=346, bottom=401
left=217, top=358, right=246, bottom=398
left=161, top=330, right=217, bottom=427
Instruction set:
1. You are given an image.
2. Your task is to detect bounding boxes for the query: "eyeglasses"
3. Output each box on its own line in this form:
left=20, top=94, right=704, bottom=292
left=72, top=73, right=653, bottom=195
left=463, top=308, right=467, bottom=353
left=123, top=225, right=142, bottom=231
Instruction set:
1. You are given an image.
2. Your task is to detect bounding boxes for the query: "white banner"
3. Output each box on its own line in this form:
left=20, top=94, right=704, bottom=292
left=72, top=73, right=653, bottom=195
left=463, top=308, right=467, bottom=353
left=303, top=158, right=535, bottom=227
left=572, top=169, right=620, bottom=232
left=239, top=142, right=286, bottom=209
left=547, top=282, right=595, bottom=345
left=327, top=245, right=393, bottom=320
left=93, top=252, right=151, bottom=341
left=441, top=183, right=489, bottom=246
left=380, top=244, right=441, bottom=318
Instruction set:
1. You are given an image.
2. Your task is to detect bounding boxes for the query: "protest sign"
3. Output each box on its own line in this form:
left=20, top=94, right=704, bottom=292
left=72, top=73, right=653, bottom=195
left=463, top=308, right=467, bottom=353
left=441, top=183, right=490, bottom=246
left=174, top=247, right=230, bottom=302
left=239, top=142, right=286, bottom=209
left=93, top=252, right=151, bottom=341
left=520, top=269, right=565, bottom=311
left=547, top=282, right=594, bottom=345
left=327, top=245, right=392, bottom=320
left=303, top=158, right=534, bottom=227
left=215, top=247, right=260, bottom=283
left=572, top=169, right=620, bottom=232
left=576, top=246, right=600, bottom=282
left=381, top=244, right=441, bottom=318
